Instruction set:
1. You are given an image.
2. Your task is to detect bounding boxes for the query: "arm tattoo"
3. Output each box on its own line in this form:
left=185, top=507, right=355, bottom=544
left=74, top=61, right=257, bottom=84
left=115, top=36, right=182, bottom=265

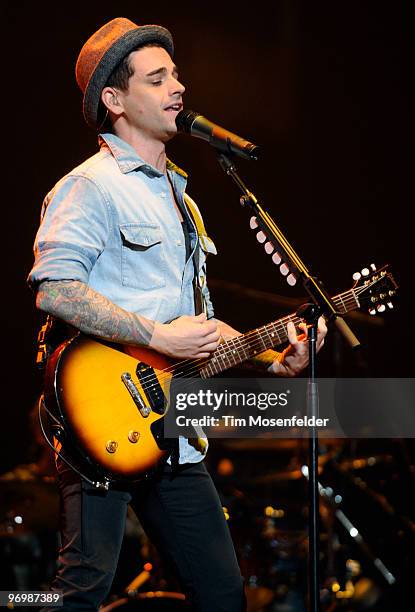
left=36, top=280, right=155, bottom=346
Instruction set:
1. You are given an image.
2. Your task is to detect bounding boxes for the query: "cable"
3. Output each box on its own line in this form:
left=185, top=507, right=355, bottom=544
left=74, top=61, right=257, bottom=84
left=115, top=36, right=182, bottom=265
left=37, top=394, right=111, bottom=490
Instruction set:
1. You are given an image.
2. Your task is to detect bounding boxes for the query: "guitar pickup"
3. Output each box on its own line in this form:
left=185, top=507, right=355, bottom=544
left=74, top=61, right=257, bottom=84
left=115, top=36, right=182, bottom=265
left=136, top=362, right=166, bottom=415
left=121, top=372, right=151, bottom=417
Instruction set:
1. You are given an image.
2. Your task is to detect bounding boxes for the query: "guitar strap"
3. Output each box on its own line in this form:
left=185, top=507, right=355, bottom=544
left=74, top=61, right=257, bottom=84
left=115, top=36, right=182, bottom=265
left=183, top=193, right=209, bottom=317
left=182, top=194, right=211, bottom=456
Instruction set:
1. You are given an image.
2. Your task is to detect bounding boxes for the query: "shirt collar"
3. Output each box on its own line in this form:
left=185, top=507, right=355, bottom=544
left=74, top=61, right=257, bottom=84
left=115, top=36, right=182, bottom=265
left=98, top=133, right=188, bottom=179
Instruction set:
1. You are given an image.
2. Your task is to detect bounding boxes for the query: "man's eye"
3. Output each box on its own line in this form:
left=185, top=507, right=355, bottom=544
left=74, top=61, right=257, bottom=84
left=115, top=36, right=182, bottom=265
left=152, top=80, right=162, bottom=86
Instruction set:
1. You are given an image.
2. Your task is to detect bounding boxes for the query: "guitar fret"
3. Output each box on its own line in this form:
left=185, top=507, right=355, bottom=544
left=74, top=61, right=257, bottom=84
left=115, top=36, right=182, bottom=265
left=228, top=337, right=243, bottom=367
left=259, top=326, right=269, bottom=351
left=233, top=335, right=250, bottom=363
left=334, top=293, right=347, bottom=314
left=269, top=321, right=285, bottom=346
left=348, top=289, right=360, bottom=309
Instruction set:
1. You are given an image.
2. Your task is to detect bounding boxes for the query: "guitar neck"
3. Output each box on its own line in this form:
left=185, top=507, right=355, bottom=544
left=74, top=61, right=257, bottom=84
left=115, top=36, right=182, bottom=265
left=198, top=288, right=359, bottom=378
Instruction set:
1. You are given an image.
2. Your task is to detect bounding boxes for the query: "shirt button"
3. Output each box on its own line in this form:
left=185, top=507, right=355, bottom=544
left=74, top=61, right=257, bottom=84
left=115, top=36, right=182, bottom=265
left=160, top=192, right=167, bottom=199
left=177, top=240, right=182, bottom=246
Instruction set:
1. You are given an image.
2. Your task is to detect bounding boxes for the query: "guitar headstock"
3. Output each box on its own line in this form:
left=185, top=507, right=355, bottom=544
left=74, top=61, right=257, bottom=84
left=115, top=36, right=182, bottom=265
left=351, top=264, right=398, bottom=315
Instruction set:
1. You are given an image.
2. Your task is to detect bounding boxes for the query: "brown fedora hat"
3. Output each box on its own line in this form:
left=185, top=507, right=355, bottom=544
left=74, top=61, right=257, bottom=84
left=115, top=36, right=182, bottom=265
left=75, top=17, right=174, bottom=130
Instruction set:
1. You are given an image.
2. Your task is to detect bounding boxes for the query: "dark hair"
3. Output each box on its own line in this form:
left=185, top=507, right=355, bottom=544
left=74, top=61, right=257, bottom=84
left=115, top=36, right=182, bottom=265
left=99, top=43, right=162, bottom=132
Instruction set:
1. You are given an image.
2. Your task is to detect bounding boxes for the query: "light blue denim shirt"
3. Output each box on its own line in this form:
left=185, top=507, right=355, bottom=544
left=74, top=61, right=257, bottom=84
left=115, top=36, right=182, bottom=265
left=28, top=133, right=217, bottom=464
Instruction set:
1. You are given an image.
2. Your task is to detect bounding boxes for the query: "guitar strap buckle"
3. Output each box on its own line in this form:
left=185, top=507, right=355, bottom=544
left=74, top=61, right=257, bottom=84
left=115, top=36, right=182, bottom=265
left=35, top=314, right=54, bottom=369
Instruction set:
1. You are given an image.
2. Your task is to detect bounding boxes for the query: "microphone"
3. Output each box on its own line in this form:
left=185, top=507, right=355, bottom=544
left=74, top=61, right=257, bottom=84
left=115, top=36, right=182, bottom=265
left=176, top=110, right=260, bottom=161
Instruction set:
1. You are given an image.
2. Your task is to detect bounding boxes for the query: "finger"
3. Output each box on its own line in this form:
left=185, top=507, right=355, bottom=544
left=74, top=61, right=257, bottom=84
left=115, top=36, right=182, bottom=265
left=199, top=340, right=220, bottom=353
left=194, top=313, right=207, bottom=323
left=316, top=338, right=325, bottom=352
left=287, top=322, right=308, bottom=345
left=199, top=321, right=219, bottom=336
left=201, top=330, right=221, bottom=344
left=286, top=321, right=299, bottom=345
left=194, top=351, right=211, bottom=359
left=298, top=321, right=309, bottom=339
left=317, top=316, right=328, bottom=335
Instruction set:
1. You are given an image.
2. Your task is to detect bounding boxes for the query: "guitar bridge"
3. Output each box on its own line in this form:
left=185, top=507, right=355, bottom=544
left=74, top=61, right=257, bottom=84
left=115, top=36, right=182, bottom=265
left=121, top=372, right=151, bottom=417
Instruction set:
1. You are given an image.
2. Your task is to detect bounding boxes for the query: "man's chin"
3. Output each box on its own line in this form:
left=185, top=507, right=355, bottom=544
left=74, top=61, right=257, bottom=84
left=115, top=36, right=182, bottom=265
left=162, top=125, right=178, bottom=143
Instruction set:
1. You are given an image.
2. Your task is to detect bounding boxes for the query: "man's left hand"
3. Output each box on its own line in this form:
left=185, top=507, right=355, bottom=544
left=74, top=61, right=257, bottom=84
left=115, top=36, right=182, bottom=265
left=269, top=316, right=327, bottom=377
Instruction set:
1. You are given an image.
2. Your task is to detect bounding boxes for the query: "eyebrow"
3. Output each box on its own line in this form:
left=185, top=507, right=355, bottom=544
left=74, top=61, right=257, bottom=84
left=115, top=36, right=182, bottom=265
left=145, top=65, right=179, bottom=78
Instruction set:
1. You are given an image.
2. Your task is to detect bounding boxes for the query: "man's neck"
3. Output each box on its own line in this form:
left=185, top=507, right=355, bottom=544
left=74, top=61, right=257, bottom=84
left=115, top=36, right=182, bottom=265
left=113, top=126, right=168, bottom=173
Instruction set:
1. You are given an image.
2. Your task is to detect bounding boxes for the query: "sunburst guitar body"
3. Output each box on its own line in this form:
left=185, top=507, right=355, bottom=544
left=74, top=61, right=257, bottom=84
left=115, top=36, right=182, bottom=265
left=45, top=336, right=174, bottom=480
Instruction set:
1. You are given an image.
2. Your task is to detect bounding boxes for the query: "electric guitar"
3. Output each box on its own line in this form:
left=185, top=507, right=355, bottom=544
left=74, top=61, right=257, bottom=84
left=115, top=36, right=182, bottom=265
left=44, top=265, right=397, bottom=483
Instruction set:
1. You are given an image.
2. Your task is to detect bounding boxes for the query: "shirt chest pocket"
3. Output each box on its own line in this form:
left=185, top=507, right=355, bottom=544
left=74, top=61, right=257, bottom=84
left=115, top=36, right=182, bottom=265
left=120, top=223, right=166, bottom=290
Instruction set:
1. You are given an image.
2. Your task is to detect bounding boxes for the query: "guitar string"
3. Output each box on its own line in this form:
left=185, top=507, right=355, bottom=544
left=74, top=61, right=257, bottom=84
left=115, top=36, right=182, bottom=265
left=137, top=290, right=366, bottom=388
left=136, top=291, right=364, bottom=391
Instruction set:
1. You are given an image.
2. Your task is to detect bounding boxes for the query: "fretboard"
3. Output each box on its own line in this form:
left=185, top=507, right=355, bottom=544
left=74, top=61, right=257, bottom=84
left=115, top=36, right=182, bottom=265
left=197, top=287, right=359, bottom=378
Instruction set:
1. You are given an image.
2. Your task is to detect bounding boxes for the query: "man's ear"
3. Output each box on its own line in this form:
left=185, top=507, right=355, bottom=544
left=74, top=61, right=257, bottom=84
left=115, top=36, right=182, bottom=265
left=101, top=87, right=124, bottom=117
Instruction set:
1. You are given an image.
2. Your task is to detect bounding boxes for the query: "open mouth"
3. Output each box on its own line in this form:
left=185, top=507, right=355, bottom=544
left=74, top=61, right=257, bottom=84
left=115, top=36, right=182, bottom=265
left=165, top=103, right=182, bottom=113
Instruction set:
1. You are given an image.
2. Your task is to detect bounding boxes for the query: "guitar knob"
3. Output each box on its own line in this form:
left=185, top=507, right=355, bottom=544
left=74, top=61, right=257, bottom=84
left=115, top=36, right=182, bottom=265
left=361, top=268, right=370, bottom=277
left=106, top=440, right=118, bottom=454
left=128, top=430, right=140, bottom=444
left=250, top=216, right=258, bottom=229
left=353, top=272, right=361, bottom=281
left=256, top=230, right=266, bottom=243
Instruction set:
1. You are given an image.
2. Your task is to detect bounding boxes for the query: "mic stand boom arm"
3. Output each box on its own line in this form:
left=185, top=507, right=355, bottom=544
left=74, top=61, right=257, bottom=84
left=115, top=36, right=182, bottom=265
left=217, top=153, right=360, bottom=348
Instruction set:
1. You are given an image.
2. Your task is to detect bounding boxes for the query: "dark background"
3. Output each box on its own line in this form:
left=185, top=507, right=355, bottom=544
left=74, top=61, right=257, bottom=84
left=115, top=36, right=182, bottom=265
left=2, top=0, right=414, bottom=608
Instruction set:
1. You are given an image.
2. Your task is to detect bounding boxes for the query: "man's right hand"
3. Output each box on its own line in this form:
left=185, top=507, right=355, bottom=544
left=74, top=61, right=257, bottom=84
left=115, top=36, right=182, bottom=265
left=149, top=313, right=220, bottom=359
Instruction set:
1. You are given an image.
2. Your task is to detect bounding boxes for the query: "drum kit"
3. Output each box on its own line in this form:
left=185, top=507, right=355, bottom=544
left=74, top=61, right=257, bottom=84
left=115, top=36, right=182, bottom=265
left=1, top=437, right=413, bottom=610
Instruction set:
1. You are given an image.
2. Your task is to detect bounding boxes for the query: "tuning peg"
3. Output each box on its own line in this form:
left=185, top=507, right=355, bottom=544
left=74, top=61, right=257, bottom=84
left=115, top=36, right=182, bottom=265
left=264, top=241, right=274, bottom=254
left=256, top=231, right=266, bottom=243
left=272, top=252, right=282, bottom=265
left=387, top=302, right=394, bottom=309
left=361, top=268, right=370, bottom=277
left=249, top=216, right=258, bottom=229
left=369, top=308, right=377, bottom=316
left=287, top=274, right=297, bottom=286
left=370, top=263, right=377, bottom=271
left=376, top=304, right=386, bottom=313
left=353, top=272, right=361, bottom=281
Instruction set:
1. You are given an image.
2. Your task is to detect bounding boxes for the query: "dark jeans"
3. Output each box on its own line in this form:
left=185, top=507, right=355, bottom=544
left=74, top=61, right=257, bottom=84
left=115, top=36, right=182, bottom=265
left=41, top=460, right=245, bottom=611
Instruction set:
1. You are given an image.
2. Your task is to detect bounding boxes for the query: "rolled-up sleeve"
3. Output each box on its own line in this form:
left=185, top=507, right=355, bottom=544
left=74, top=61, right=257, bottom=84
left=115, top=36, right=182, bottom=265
left=27, top=175, right=111, bottom=289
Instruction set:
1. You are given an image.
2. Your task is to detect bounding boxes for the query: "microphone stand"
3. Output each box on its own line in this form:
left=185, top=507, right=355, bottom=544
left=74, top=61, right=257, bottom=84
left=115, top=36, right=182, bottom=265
left=216, top=152, right=360, bottom=612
